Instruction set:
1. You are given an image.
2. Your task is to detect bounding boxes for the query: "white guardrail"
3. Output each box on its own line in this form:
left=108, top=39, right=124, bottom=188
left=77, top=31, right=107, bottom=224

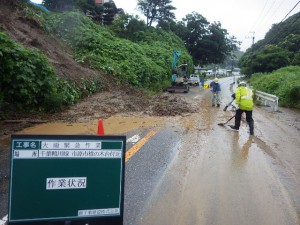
left=254, top=90, right=279, bottom=112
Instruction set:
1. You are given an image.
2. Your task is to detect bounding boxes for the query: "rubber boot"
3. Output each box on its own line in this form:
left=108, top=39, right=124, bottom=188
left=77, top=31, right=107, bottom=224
left=235, top=117, right=241, bottom=130
left=249, top=120, right=254, bottom=135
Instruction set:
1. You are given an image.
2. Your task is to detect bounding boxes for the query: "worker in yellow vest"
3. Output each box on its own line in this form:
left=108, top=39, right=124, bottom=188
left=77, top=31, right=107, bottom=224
left=229, top=81, right=254, bottom=135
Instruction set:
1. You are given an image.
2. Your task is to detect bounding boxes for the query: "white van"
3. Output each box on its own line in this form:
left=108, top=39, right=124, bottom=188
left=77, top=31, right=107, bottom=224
left=188, top=74, right=200, bottom=86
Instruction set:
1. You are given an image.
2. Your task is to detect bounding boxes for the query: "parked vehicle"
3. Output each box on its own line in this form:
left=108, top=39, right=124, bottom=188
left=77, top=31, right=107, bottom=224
left=188, top=74, right=200, bottom=86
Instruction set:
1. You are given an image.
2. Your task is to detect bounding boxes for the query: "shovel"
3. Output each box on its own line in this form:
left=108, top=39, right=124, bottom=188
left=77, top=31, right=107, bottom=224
left=218, top=114, right=236, bottom=126
left=223, top=95, right=235, bottom=111
left=223, top=98, right=234, bottom=111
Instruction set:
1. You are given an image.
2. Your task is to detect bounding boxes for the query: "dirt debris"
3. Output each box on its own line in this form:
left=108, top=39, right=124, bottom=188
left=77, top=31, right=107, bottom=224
left=58, top=91, right=198, bottom=121
left=0, top=91, right=198, bottom=139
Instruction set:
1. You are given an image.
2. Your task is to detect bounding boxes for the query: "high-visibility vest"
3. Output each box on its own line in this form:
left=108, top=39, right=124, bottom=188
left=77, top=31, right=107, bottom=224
left=235, top=86, right=254, bottom=110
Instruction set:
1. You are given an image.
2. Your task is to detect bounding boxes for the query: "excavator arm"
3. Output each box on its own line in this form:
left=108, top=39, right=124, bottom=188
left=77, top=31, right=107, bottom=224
left=172, top=50, right=181, bottom=70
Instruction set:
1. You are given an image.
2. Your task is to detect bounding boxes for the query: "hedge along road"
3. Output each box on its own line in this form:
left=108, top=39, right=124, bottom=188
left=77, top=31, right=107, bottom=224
left=1, top=77, right=300, bottom=225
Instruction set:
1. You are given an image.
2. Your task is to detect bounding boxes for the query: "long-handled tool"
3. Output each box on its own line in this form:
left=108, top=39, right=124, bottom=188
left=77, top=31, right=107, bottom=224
left=223, top=93, right=236, bottom=111
left=218, top=114, right=236, bottom=126
left=223, top=98, right=234, bottom=111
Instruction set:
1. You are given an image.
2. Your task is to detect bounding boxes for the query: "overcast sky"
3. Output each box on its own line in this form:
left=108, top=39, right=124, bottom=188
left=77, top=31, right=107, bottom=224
left=31, top=0, right=300, bottom=51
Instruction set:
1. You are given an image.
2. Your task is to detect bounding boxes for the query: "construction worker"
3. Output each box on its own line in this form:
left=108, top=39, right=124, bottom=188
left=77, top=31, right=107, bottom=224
left=229, top=81, right=254, bottom=135
left=199, top=73, right=205, bottom=87
left=210, top=78, right=221, bottom=107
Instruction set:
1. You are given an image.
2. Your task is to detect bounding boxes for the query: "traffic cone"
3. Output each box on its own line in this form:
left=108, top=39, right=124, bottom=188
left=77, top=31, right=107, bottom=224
left=97, top=119, right=104, bottom=135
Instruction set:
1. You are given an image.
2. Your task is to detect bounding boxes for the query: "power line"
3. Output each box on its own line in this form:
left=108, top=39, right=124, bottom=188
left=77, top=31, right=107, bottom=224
left=263, top=1, right=300, bottom=45
left=250, top=0, right=270, bottom=31
left=280, top=0, right=300, bottom=22
left=264, top=0, right=286, bottom=23
left=246, top=1, right=299, bottom=49
left=257, top=0, right=282, bottom=30
left=254, top=0, right=278, bottom=30
left=261, top=13, right=300, bottom=46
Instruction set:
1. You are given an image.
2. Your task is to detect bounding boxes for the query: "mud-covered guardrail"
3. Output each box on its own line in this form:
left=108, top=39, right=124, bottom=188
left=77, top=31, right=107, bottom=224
left=254, top=90, right=279, bottom=112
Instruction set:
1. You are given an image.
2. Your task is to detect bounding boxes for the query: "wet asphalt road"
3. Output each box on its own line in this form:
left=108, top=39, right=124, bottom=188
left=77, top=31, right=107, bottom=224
left=126, top=78, right=300, bottom=225
left=1, top=77, right=300, bottom=225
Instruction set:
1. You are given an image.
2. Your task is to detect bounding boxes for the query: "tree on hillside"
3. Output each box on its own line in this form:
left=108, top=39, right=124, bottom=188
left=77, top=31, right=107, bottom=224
left=200, top=22, right=236, bottom=64
left=162, top=20, right=189, bottom=41
left=171, top=12, right=238, bottom=65
left=278, top=34, right=300, bottom=53
left=76, top=0, right=104, bottom=19
left=42, top=0, right=76, bottom=11
left=181, top=12, right=209, bottom=50
left=156, top=0, right=176, bottom=24
left=239, top=45, right=291, bottom=75
left=76, top=0, right=95, bottom=12
left=137, top=0, right=176, bottom=27
left=110, top=13, right=147, bottom=41
left=253, top=45, right=291, bottom=72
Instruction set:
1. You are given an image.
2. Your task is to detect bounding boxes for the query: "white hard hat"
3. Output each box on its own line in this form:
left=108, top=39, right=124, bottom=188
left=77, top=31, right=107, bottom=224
left=239, top=81, right=246, bottom=86
left=214, top=78, right=219, bottom=83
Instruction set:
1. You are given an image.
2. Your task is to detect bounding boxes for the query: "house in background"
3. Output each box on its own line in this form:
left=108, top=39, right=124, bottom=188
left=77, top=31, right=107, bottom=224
left=194, top=65, right=207, bottom=74
left=226, top=68, right=241, bottom=76
left=232, top=68, right=241, bottom=76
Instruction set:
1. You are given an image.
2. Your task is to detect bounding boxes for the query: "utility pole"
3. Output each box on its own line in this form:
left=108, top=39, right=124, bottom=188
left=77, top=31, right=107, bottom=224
left=250, top=32, right=255, bottom=45
left=246, top=31, right=255, bottom=46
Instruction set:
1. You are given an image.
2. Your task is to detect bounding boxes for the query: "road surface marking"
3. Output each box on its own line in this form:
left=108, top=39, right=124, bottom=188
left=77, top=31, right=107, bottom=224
left=127, top=134, right=141, bottom=143
left=0, top=215, right=7, bottom=225
left=125, top=129, right=158, bottom=162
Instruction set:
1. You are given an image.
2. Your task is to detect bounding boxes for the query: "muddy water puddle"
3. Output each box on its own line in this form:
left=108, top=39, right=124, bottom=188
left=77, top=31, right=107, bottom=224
left=0, top=115, right=166, bottom=153
left=16, top=115, right=165, bottom=136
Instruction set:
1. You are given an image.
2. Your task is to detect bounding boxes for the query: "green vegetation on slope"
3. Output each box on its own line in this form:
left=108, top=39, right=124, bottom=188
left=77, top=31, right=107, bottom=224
left=0, top=31, right=103, bottom=114
left=44, top=11, right=193, bottom=90
left=249, top=66, right=300, bottom=108
left=239, top=12, right=300, bottom=76
left=0, top=31, right=63, bottom=112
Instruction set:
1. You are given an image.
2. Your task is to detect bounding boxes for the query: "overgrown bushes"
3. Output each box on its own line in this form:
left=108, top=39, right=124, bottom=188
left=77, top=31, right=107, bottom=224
left=249, top=66, right=300, bottom=108
left=0, top=31, right=59, bottom=112
left=0, top=32, right=102, bottom=114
